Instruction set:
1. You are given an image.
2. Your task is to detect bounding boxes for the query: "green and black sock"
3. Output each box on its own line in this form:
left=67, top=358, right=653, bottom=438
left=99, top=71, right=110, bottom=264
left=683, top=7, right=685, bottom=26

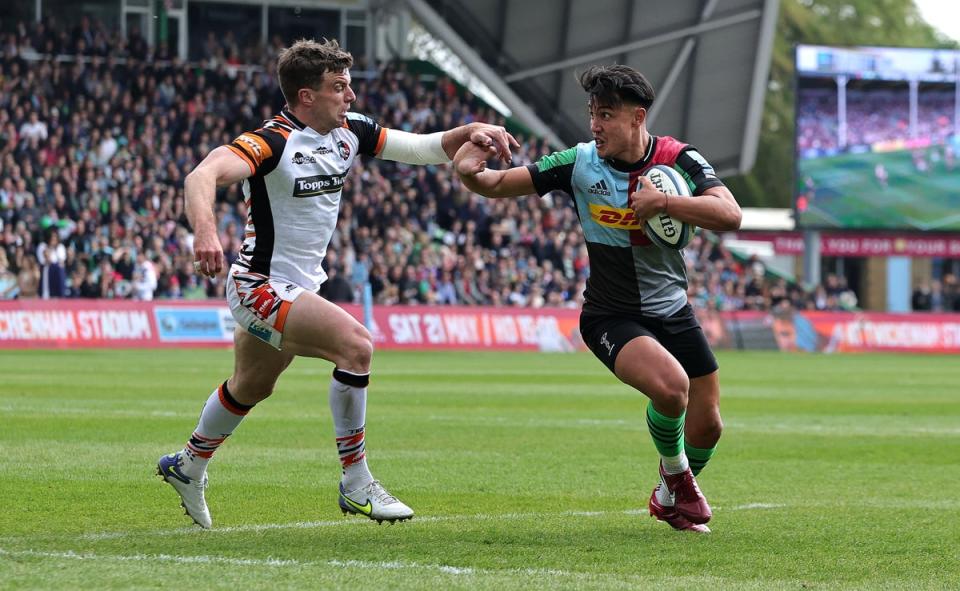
left=685, top=442, right=717, bottom=476
left=645, top=402, right=688, bottom=473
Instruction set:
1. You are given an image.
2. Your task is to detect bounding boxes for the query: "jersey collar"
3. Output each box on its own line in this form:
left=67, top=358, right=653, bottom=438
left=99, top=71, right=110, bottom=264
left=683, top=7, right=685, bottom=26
left=280, top=107, right=306, bottom=130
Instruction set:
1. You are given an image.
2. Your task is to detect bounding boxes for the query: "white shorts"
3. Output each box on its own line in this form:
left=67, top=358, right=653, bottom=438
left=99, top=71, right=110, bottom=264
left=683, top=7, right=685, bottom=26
left=226, top=267, right=306, bottom=350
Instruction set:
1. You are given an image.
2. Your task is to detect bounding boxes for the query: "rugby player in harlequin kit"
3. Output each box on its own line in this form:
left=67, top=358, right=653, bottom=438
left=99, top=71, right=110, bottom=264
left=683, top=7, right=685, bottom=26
left=454, top=64, right=741, bottom=533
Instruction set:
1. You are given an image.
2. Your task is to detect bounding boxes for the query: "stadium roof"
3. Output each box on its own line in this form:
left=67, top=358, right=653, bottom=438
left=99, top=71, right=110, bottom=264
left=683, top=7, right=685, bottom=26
left=406, top=0, right=778, bottom=177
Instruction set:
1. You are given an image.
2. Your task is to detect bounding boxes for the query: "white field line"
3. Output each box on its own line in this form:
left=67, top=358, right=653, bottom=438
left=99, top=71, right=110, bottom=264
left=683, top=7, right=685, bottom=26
left=0, top=548, right=486, bottom=577
left=0, top=547, right=302, bottom=567
left=0, top=548, right=692, bottom=585
left=3, top=407, right=957, bottom=437
left=0, top=548, right=483, bottom=576
left=0, top=507, right=790, bottom=583
left=71, top=503, right=783, bottom=542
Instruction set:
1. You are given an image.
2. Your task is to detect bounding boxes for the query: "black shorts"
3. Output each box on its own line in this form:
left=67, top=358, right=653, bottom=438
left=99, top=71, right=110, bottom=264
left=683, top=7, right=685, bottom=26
left=580, top=304, right=719, bottom=379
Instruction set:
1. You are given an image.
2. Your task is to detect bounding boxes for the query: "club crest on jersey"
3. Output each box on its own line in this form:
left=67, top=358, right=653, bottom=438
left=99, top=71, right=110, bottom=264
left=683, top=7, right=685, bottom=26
left=587, top=203, right=642, bottom=230
left=291, top=151, right=317, bottom=165
left=337, top=140, right=351, bottom=160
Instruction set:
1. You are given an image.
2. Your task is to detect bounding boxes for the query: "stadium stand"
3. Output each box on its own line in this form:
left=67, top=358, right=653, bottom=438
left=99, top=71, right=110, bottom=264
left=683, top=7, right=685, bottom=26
left=797, top=86, right=956, bottom=156
left=0, top=17, right=837, bottom=312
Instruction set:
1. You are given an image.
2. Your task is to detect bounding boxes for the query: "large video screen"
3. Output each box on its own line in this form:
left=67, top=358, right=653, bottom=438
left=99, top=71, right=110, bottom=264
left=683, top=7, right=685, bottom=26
left=795, top=44, right=960, bottom=230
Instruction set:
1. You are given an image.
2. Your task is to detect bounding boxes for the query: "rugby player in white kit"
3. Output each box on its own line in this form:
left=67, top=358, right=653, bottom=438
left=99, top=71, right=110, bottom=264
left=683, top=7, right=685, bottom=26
left=157, top=39, right=517, bottom=528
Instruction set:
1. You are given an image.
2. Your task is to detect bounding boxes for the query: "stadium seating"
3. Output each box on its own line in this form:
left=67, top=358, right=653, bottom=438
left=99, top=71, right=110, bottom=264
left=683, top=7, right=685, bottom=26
left=0, top=17, right=843, bottom=312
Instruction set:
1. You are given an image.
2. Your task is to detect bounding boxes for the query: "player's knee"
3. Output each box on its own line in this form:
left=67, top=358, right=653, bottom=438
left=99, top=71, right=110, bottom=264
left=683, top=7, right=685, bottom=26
left=695, top=414, right=723, bottom=443
left=709, top=414, right=724, bottom=440
left=651, top=373, right=689, bottom=414
left=337, top=325, right=373, bottom=372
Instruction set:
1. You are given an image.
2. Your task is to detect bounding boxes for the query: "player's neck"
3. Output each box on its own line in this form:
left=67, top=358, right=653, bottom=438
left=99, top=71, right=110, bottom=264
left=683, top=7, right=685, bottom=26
left=612, top=129, right=650, bottom=164
left=632, top=129, right=651, bottom=163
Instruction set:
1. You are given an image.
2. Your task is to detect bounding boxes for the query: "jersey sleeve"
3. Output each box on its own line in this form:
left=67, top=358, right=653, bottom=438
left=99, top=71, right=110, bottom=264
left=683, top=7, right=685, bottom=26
left=345, top=112, right=387, bottom=157
left=526, top=147, right=576, bottom=196
left=676, top=146, right=725, bottom=195
left=226, top=128, right=286, bottom=176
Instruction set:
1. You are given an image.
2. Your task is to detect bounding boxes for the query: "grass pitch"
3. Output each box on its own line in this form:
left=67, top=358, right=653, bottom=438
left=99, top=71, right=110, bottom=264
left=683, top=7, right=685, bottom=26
left=1, top=349, right=958, bottom=589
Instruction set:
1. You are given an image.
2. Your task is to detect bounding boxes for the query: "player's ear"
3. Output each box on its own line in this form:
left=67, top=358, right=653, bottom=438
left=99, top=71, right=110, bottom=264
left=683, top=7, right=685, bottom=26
left=298, top=88, right=313, bottom=106
left=634, top=106, right=647, bottom=127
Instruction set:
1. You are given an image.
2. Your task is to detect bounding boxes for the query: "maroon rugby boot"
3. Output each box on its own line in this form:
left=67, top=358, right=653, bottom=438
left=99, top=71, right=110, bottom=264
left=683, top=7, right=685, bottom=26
left=648, top=485, right=711, bottom=533
left=659, top=462, right=712, bottom=524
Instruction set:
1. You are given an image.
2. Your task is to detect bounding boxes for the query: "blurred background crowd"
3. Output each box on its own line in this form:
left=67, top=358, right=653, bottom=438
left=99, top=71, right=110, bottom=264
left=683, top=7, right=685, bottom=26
left=796, top=86, right=957, bottom=157
left=0, top=17, right=862, bottom=313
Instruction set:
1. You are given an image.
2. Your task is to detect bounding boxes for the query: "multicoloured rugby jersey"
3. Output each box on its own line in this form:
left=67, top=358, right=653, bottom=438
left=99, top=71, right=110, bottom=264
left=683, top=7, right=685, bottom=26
left=226, top=109, right=387, bottom=291
left=526, top=136, right=725, bottom=317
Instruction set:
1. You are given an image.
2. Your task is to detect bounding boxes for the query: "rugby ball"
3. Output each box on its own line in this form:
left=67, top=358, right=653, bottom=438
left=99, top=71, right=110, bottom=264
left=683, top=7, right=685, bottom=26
left=643, top=164, right=695, bottom=250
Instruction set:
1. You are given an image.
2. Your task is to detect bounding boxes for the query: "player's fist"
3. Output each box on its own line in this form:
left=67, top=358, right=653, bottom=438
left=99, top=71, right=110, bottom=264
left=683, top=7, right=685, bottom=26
left=192, top=229, right=224, bottom=277
left=628, top=176, right=664, bottom=220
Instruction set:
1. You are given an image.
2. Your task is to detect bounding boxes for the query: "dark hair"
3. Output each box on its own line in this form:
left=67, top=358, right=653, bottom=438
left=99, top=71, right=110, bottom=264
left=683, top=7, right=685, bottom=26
left=277, top=38, right=354, bottom=106
left=578, top=65, right=655, bottom=109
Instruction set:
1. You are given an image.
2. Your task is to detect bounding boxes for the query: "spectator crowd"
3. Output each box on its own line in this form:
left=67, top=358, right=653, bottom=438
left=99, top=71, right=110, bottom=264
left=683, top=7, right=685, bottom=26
left=1, top=17, right=848, bottom=314
left=797, top=86, right=957, bottom=157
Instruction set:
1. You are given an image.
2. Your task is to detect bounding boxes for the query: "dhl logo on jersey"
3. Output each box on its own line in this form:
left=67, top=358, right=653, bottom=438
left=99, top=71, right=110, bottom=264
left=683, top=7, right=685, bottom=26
left=588, top=203, right=642, bottom=230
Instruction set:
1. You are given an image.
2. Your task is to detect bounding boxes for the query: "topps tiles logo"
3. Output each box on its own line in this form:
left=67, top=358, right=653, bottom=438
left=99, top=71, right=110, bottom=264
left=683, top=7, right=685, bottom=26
left=293, top=173, right=346, bottom=197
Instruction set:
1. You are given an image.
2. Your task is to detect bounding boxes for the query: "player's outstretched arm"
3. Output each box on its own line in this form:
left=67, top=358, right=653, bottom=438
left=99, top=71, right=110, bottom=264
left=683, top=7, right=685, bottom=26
left=379, top=123, right=519, bottom=166
left=454, top=141, right=536, bottom=199
left=184, top=146, right=252, bottom=277
left=442, top=122, right=520, bottom=164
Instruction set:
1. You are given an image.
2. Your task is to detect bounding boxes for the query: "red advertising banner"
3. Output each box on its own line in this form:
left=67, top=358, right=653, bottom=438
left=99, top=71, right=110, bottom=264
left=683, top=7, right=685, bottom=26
left=741, top=231, right=960, bottom=258
left=0, top=300, right=585, bottom=352
left=2, top=300, right=959, bottom=354
left=340, top=304, right=585, bottom=352
left=797, top=311, right=960, bottom=353
left=0, top=300, right=233, bottom=349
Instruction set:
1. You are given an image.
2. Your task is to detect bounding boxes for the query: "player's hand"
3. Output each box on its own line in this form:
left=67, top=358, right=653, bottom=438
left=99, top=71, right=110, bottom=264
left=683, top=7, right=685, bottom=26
left=454, top=141, right=490, bottom=177
left=192, top=228, right=224, bottom=278
left=628, top=176, right=666, bottom=220
left=468, top=124, right=520, bottom=165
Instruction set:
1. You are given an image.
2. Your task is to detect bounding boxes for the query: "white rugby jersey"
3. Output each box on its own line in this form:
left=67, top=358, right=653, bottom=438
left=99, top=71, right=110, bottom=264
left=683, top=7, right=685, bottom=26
left=226, top=109, right=386, bottom=291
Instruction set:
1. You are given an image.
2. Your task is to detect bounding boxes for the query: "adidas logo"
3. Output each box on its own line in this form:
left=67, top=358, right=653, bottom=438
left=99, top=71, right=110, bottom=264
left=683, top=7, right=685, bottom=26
left=588, top=179, right=612, bottom=196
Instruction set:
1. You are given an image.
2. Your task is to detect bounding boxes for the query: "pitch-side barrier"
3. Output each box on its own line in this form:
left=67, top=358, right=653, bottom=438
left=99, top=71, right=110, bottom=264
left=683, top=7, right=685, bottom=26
left=1, top=299, right=957, bottom=353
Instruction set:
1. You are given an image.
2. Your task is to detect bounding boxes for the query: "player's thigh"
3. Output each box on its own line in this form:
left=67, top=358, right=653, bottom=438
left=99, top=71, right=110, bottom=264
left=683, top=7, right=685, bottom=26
left=230, top=327, right=295, bottom=404
left=615, top=336, right=689, bottom=404
left=655, top=304, right=719, bottom=380
left=281, top=290, right=372, bottom=370
left=226, top=269, right=304, bottom=351
left=225, top=269, right=369, bottom=370
left=655, top=305, right=722, bottom=443
left=580, top=313, right=688, bottom=401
